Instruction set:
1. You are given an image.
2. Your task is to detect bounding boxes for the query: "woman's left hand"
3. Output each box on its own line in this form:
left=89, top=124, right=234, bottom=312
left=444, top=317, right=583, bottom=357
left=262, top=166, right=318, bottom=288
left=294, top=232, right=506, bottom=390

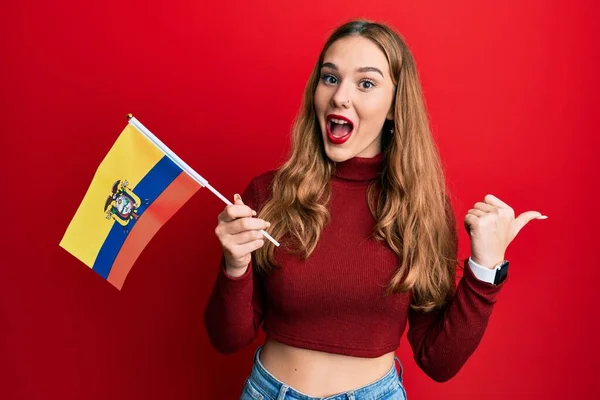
left=464, top=194, right=547, bottom=269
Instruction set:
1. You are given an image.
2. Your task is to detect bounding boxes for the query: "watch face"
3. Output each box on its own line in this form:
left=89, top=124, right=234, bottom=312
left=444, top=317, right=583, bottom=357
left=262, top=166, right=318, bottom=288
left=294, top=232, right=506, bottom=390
left=494, top=261, right=509, bottom=285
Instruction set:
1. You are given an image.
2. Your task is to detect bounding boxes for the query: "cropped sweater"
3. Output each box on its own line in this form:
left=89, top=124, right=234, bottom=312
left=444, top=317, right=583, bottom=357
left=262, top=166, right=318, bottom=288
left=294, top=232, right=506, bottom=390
left=203, top=152, right=508, bottom=382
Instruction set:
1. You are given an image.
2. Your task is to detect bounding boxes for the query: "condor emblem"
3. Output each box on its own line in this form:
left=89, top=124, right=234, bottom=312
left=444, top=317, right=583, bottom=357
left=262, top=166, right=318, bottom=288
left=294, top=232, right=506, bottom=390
left=104, top=179, right=148, bottom=232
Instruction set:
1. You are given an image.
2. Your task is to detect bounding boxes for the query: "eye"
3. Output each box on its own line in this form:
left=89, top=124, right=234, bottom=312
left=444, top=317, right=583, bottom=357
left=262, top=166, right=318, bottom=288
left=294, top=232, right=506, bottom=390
left=359, top=79, right=376, bottom=90
left=321, top=74, right=338, bottom=85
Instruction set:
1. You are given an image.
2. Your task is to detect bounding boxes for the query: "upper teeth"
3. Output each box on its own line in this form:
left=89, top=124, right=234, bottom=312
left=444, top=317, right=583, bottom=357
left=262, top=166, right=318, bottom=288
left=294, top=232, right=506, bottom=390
left=330, top=118, right=349, bottom=124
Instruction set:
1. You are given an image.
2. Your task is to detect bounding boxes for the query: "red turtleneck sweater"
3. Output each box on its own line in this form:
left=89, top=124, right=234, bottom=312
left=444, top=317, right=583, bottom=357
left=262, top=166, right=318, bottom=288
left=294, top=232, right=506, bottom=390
left=203, top=153, right=508, bottom=382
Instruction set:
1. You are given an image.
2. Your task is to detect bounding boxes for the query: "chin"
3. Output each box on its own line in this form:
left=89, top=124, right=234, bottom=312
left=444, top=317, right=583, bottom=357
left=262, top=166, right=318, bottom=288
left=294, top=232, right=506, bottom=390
left=323, top=144, right=354, bottom=163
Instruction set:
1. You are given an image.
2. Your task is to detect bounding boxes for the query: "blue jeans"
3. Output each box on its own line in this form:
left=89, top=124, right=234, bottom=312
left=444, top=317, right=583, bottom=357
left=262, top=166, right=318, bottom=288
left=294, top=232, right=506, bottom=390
left=240, top=346, right=407, bottom=399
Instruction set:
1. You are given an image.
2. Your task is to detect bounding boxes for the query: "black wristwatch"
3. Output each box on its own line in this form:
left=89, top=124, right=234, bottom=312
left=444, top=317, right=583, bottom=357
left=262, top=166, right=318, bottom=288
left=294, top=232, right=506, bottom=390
left=493, top=260, right=510, bottom=285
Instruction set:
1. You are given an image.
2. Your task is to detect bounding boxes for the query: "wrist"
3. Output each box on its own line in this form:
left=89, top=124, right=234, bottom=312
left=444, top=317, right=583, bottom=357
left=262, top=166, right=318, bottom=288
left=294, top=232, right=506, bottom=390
left=224, top=264, right=249, bottom=278
left=470, top=256, right=504, bottom=270
left=468, top=257, right=510, bottom=285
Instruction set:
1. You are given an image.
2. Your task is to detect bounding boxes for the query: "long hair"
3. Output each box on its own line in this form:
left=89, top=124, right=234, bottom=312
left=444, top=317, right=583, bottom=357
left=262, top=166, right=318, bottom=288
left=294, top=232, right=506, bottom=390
left=255, top=20, right=458, bottom=312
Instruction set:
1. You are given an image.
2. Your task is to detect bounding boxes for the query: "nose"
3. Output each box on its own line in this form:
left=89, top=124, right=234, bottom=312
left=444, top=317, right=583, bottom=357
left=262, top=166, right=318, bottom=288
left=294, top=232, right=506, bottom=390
left=330, top=83, right=352, bottom=109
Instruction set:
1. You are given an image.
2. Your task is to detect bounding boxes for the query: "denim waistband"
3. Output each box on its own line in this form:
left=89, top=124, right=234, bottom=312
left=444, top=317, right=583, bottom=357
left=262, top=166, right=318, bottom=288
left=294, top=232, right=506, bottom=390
left=245, top=345, right=405, bottom=400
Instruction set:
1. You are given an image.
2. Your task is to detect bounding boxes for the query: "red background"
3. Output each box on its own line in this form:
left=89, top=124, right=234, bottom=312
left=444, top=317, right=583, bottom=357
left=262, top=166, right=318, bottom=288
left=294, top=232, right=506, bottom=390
left=2, top=0, right=598, bottom=399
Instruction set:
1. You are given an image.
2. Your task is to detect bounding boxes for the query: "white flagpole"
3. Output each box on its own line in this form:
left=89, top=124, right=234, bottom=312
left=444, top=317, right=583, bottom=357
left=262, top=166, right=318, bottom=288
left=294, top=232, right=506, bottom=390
left=127, top=114, right=280, bottom=247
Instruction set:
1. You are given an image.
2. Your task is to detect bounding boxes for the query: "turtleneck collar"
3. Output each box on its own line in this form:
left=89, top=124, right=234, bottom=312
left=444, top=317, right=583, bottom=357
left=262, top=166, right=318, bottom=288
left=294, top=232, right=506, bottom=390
left=331, top=151, right=385, bottom=182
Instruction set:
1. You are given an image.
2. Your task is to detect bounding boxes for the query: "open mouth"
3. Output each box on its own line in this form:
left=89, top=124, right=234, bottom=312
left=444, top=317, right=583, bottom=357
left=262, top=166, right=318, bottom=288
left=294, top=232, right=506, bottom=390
left=326, top=115, right=354, bottom=144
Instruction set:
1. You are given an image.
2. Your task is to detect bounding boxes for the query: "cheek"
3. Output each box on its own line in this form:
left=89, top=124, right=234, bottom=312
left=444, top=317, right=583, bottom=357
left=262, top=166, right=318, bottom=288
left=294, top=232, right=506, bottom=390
left=313, top=85, right=329, bottom=113
left=313, top=88, right=323, bottom=113
left=357, top=95, right=393, bottom=122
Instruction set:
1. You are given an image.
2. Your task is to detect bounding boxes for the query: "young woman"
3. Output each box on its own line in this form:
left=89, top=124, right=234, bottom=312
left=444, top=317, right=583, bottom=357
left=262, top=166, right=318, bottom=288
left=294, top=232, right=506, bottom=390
left=204, top=20, right=546, bottom=400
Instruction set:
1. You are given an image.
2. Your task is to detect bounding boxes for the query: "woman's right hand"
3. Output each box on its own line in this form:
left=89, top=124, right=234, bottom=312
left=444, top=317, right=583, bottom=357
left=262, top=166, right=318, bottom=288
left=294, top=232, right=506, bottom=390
left=215, top=193, right=270, bottom=277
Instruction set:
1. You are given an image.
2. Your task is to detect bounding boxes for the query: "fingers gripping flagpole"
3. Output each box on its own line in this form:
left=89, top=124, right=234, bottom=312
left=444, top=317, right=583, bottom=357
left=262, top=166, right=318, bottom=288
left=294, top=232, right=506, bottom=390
left=126, top=114, right=280, bottom=247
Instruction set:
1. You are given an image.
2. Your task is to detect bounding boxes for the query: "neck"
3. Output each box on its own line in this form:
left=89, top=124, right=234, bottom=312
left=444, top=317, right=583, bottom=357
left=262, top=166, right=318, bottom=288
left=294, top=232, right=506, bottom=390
left=331, top=152, right=385, bottom=182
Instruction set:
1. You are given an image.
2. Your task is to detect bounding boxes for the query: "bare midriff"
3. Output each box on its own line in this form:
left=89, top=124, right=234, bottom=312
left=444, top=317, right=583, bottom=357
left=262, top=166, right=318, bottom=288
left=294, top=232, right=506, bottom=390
left=258, top=338, right=396, bottom=397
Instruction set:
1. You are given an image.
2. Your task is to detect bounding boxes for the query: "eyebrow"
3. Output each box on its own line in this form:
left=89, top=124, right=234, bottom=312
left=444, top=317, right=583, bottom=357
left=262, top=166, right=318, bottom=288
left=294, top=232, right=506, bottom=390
left=320, top=62, right=385, bottom=79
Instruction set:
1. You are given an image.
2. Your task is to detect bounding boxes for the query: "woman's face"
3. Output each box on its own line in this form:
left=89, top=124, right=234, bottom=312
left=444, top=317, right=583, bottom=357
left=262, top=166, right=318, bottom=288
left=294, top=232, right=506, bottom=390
left=314, top=36, right=396, bottom=162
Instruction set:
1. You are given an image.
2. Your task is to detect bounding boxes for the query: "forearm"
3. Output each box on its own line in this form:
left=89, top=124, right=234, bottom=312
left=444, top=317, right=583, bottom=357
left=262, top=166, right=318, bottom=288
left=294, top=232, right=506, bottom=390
left=203, top=257, right=260, bottom=354
left=408, top=258, right=507, bottom=382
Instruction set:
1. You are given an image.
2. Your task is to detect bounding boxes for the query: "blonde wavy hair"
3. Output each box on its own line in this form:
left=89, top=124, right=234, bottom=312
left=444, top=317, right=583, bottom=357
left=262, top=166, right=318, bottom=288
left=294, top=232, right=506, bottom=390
left=255, top=20, right=459, bottom=312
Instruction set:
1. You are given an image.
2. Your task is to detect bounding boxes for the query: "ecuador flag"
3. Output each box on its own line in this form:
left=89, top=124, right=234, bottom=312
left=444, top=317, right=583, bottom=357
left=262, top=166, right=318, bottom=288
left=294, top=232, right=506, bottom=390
left=59, top=117, right=201, bottom=289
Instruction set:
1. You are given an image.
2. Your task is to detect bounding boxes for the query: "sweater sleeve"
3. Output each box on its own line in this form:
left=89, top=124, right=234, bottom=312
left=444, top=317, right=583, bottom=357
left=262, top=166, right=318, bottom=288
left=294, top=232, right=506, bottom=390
left=407, top=260, right=508, bottom=382
left=406, top=197, right=508, bottom=382
left=203, top=177, right=266, bottom=354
